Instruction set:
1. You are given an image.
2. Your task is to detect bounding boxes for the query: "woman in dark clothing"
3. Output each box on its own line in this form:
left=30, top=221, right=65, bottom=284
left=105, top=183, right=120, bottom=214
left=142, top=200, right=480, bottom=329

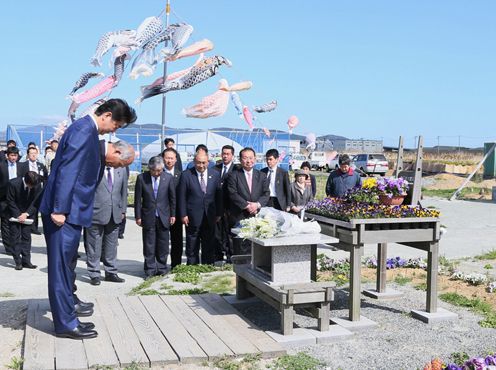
left=300, top=161, right=317, bottom=197
left=290, top=170, right=314, bottom=217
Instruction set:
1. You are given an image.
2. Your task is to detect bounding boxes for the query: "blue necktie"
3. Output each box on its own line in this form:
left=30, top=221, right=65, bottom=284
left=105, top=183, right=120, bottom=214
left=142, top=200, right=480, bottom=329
left=107, top=167, right=113, bottom=191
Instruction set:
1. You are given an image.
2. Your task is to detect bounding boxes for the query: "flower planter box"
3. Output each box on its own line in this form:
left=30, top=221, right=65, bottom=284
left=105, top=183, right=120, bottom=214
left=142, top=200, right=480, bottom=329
left=305, top=212, right=456, bottom=325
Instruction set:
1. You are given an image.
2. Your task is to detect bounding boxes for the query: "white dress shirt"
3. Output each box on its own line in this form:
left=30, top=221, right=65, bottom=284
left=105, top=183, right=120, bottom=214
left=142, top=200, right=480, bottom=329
left=268, top=166, right=277, bottom=197
left=197, top=169, right=208, bottom=188
left=8, top=162, right=17, bottom=180
left=28, top=160, right=39, bottom=174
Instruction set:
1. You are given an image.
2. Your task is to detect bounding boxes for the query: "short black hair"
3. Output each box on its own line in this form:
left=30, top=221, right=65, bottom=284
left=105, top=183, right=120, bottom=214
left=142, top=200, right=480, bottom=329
left=339, top=154, right=351, bottom=165
left=6, top=140, right=16, bottom=146
left=300, top=161, right=311, bottom=170
left=239, top=147, right=256, bottom=158
left=164, top=138, right=175, bottom=146
left=162, top=147, right=178, bottom=158
left=24, top=171, right=41, bottom=187
left=94, top=98, right=137, bottom=127
left=195, top=144, right=208, bottom=153
left=6, top=146, right=19, bottom=155
left=27, top=147, right=38, bottom=154
left=222, top=145, right=234, bottom=155
left=28, top=142, right=36, bottom=148
left=265, top=148, right=279, bottom=159
left=51, top=139, right=59, bottom=144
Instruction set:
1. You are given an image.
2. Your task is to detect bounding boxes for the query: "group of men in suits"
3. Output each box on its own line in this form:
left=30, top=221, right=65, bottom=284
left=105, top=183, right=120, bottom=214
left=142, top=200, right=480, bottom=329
left=0, top=141, right=49, bottom=269
left=133, top=143, right=298, bottom=273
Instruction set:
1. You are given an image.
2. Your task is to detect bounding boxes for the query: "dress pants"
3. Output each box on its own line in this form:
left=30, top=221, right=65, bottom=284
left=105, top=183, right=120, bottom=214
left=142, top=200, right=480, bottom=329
left=142, top=216, right=169, bottom=276
left=185, top=215, right=215, bottom=265
left=214, top=214, right=232, bottom=262
left=267, top=197, right=282, bottom=211
left=84, top=219, right=119, bottom=278
left=43, top=214, right=81, bottom=333
left=10, top=221, right=32, bottom=265
left=1, top=212, right=13, bottom=254
left=169, top=220, right=183, bottom=269
left=118, top=216, right=126, bottom=238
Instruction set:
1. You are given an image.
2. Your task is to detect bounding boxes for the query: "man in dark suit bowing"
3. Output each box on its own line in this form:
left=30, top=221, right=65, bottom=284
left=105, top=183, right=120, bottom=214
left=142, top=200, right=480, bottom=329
left=40, top=98, right=136, bottom=340
left=134, top=156, right=176, bottom=278
left=178, top=151, right=222, bottom=265
left=261, top=149, right=291, bottom=212
left=19, top=146, right=49, bottom=234
left=162, top=147, right=183, bottom=269
left=226, top=147, right=270, bottom=255
left=213, top=145, right=236, bottom=263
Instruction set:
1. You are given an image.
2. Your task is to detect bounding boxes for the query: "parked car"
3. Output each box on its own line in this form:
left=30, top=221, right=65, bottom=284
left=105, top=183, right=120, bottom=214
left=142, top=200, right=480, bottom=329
left=353, top=153, right=389, bottom=176
left=308, top=151, right=327, bottom=171
left=288, top=153, right=307, bottom=171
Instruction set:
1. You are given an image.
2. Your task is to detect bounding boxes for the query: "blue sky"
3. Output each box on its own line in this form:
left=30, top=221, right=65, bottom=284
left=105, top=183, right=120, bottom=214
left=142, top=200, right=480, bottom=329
left=1, top=1, right=495, bottom=148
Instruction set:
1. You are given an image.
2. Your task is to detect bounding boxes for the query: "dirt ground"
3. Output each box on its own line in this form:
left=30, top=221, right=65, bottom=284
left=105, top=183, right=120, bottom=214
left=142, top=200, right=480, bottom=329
left=423, top=173, right=496, bottom=192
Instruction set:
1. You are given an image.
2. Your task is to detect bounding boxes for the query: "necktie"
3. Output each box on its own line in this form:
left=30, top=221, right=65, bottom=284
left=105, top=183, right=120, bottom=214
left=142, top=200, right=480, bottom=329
left=247, top=171, right=252, bottom=193
left=222, top=165, right=227, bottom=179
left=268, top=169, right=273, bottom=183
left=107, top=167, right=113, bottom=191
left=200, top=172, right=206, bottom=193
left=153, top=177, right=158, bottom=199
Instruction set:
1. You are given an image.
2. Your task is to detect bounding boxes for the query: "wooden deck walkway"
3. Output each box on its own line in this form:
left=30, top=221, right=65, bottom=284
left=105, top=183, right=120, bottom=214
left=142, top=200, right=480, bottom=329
left=23, top=294, right=286, bottom=370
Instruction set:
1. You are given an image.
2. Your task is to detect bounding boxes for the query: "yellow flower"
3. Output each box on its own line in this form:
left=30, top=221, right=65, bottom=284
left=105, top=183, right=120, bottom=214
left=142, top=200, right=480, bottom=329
left=362, top=177, right=377, bottom=190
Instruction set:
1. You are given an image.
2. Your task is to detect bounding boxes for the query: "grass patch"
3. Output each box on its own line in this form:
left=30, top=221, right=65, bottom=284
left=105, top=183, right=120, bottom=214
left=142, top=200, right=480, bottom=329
left=172, top=264, right=216, bottom=274
left=422, top=187, right=487, bottom=199
left=95, top=366, right=114, bottom=370
left=6, top=357, right=23, bottom=370
left=201, top=274, right=235, bottom=294
left=475, top=249, right=496, bottom=260
left=414, top=282, right=427, bottom=291
left=122, top=362, right=146, bottom=370
left=450, top=352, right=470, bottom=366
left=139, top=289, right=160, bottom=295
left=160, top=283, right=173, bottom=290
left=0, top=292, right=15, bottom=298
left=484, top=264, right=493, bottom=270
left=173, top=269, right=201, bottom=284
left=269, top=352, right=325, bottom=370
left=439, top=292, right=496, bottom=328
left=394, top=274, right=412, bottom=286
left=128, top=275, right=162, bottom=295
left=166, top=288, right=208, bottom=295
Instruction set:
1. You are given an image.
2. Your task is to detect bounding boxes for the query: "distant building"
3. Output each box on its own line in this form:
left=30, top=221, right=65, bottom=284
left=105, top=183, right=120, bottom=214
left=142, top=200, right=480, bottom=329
left=332, top=139, right=383, bottom=153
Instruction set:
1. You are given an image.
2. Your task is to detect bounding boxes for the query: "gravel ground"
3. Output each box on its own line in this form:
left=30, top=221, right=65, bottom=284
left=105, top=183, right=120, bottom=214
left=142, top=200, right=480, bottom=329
left=234, top=282, right=496, bottom=370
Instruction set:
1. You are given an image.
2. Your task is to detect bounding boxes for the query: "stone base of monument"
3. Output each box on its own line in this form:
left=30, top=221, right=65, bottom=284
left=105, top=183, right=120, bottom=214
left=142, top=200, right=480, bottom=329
left=362, top=288, right=404, bottom=300
left=330, top=315, right=378, bottom=332
left=266, top=325, right=354, bottom=346
left=411, top=307, right=458, bottom=323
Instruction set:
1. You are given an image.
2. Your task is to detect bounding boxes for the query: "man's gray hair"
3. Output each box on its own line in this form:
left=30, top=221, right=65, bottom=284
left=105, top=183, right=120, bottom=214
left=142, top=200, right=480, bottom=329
left=148, top=155, right=164, bottom=170
left=111, top=140, right=135, bottom=161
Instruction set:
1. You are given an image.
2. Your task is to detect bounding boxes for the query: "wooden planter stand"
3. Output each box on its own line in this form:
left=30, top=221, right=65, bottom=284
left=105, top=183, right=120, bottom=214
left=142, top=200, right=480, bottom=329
left=306, top=213, right=457, bottom=325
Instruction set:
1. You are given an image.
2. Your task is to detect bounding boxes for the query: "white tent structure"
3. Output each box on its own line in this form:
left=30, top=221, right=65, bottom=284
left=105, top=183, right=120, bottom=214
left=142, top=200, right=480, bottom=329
left=140, top=131, right=244, bottom=163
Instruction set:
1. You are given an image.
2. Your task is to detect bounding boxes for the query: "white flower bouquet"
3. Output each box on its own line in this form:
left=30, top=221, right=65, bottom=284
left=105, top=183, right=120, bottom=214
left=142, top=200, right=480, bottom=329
left=238, top=215, right=278, bottom=239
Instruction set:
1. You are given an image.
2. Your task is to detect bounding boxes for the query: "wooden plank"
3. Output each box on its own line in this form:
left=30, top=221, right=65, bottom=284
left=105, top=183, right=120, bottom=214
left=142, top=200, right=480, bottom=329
left=349, top=245, right=363, bottom=321
left=119, top=296, right=178, bottom=366
left=97, top=297, right=149, bottom=367
left=23, top=300, right=55, bottom=370
left=426, top=242, right=439, bottom=313
left=140, top=296, right=207, bottom=364
left=201, top=294, right=286, bottom=357
left=181, top=295, right=259, bottom=356
left=83, top=303, right=119, bottom=368
left=160, top=295, right=233, bottom=360
left=55, top=331, right=88, bottom=370
left=361, top=228, right=435, bottom=244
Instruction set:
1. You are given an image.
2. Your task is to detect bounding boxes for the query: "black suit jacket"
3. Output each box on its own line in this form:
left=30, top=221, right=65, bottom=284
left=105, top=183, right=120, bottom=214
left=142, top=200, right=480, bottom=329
left=178, top=168, right=222, bottom=228
left=98, top=139, right=106, bottom=184
left=226, top=167, right=270, bottom=227
left=214, top=162, right=238, bottom=211
left=0, top=161, right=23, bottom=203
left=164, top=167, right=182, bottom=217
left=134, top=171, right=176, bottom=228
left=18, top=161, right=49, bottom=183
left=261, top=167, right=291, bottom=211
left=6, top=177, right=42, bottom=218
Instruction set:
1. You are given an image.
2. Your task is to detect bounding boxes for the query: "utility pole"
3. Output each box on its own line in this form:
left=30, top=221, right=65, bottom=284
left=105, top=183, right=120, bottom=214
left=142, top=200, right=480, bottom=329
left=160, top=0, right=171, bottom=152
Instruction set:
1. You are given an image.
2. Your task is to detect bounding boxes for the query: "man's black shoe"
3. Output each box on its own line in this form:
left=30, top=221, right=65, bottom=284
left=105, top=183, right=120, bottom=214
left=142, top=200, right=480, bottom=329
left=56, top=326, right=98, bottom=339
left=75, top=304, right=93, bottom=317
left=90, top=277, right=101, bottom=286
left=118, top=235, right=124, bottom=239
left=14, top=264, right=23, bottom=270
left=73, top=295, right=94, bottom=309
left=105, top=274, right=125, bottom=283
left=78, top=321, right=95, bottom=330
left=22, top=262, right=37, bottom=269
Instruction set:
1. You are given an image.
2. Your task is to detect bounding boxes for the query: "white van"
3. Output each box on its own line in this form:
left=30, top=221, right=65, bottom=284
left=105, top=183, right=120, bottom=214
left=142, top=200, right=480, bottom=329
left=289, top=153, right=307, bottom=171
left=308, top=151, right=327, bottom=171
